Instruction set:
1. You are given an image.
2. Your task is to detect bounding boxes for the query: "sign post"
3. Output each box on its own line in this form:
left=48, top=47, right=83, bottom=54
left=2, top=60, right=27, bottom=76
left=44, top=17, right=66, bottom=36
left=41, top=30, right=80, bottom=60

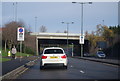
left=79, top=35, right=84, bottom=57
left=17, top=27, right=24, bottom=61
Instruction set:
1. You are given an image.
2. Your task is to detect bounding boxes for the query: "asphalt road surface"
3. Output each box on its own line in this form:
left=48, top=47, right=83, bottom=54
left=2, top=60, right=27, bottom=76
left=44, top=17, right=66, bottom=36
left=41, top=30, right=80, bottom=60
left=17, top=57, right=119, bottom=79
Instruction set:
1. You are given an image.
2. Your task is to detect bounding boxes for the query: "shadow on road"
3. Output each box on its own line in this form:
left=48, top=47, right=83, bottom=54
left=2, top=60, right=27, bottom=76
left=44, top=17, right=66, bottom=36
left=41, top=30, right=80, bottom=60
left=40, top=65, right=67, bottom=71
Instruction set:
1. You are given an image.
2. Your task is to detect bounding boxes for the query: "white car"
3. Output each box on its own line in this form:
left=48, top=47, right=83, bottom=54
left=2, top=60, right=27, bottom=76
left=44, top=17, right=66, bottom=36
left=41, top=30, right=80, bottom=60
left=40, top=47, right=68, bottom=69
left=96, top=51, right=106, bottom=58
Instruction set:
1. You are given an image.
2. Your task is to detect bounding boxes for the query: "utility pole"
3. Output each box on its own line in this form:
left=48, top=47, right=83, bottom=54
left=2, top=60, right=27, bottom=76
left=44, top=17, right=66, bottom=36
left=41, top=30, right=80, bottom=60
left=72, top=2, right=92, bottom=57
left=13, top=2, right=17, bottom=21
left=62, top=22, right=74, bottom=56
left=15, top=2, right=17, bottom=22
left=72, top=43, right=74, bottom=57
left=13, top=3, right=15, bottom=21
left=35, top=17, right=37, bottom=32
left=35, top=16, right=38, bottom=55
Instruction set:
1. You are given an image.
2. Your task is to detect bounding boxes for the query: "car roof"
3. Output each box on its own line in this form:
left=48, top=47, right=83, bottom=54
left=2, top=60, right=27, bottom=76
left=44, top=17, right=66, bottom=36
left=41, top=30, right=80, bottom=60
left=44, top=47, right=63, bottom=50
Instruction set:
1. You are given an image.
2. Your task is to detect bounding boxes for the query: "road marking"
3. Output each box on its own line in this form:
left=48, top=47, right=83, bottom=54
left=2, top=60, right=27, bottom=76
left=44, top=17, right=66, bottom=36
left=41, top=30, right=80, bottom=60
left=70, top=65, right=73, bottom=68
left=80, top=70, right=85, bottom=73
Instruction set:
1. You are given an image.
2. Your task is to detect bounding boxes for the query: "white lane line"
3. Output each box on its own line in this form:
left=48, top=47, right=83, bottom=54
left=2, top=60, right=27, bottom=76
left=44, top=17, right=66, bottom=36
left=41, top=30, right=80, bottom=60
left=80, top=70, right=85, bottom=73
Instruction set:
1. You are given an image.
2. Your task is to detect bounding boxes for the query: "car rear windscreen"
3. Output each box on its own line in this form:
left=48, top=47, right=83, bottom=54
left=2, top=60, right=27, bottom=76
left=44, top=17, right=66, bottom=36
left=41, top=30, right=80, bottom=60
left=44, top=49, right=64, bottom=54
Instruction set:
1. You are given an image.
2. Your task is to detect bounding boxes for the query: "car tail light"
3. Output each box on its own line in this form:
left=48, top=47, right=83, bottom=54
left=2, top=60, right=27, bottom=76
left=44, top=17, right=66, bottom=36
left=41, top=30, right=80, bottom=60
left=61, top=55, right=67, bottom=59
left=41, top=56, right=47, bottom=59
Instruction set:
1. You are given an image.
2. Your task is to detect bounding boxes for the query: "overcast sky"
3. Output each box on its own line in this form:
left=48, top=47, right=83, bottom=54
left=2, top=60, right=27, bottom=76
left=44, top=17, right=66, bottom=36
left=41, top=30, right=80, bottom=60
left=2, top=1, right=118, bottom=34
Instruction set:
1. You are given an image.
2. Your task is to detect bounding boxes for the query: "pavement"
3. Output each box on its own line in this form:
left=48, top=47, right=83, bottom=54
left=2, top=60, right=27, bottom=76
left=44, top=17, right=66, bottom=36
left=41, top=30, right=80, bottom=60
left=1, top=56, right=39, bottom=75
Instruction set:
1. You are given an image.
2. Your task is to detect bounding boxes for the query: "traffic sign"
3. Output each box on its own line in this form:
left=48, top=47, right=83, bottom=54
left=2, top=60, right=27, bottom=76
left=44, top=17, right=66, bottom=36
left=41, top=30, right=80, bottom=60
left=17, top=27, right=24, bottom=41
left=79, top=35, right=84, bottom=44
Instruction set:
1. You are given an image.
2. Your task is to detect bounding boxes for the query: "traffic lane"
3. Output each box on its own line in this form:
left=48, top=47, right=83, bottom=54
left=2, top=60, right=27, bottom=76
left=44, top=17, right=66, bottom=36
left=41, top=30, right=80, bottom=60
left=70, top=57, right=119, bottom=79
left=2, top=58, right=29, bottom=75
left=17, top=57, right=119, bottom=79
left=2, top=56, right=38, bottom=75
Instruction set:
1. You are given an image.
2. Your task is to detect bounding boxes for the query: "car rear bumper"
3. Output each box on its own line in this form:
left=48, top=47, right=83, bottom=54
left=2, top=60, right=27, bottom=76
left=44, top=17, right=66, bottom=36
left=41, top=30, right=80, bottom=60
left=98, top=55, right=105, bottom=57
left=41, top=59, right=67, bottom=66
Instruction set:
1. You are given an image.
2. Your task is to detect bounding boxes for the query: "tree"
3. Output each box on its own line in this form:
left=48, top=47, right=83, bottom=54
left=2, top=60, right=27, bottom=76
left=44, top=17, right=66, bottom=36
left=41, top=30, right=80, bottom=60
left=87, top=30, right=105, bottom=54
left=2, top=21, right=36, bottom=54
left=85, top=31, right=89, bottom=39
left=87, top=32, right=97, bottom=54
left=102, top=26, right=114, bottom=39
left=96, top=24, right=103, bottom=36
left=2, top=21, right=25, bottom=50
left=109, top=25, right=120, bottom=44
left=40, top=25, right=47, bottom=32
left=109, top=25, right=120, bottom=35
left=56, top=30, right=61, bottom=33
left=64, top=30, right=68, bottom=33
left=27, top=24, right=32, bottom=33
left=102, top=26, right=114, bottom=47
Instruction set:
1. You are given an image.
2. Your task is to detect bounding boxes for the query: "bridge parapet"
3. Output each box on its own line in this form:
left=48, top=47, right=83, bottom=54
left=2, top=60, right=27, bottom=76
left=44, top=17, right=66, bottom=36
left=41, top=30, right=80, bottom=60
left=30, top=33, right=86, bottom=40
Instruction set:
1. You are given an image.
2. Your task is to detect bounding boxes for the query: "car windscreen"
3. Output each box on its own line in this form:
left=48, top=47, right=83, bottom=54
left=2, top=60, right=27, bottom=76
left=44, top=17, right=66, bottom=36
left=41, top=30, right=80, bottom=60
left=44, top=49, right=64, bottom=54
left=98, top=52, right=104, bottom=54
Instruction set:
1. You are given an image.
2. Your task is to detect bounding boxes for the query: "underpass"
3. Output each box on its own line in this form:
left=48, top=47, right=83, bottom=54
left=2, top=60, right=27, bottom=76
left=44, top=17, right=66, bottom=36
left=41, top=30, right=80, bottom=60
left=30, top=33, right=89, bottom=56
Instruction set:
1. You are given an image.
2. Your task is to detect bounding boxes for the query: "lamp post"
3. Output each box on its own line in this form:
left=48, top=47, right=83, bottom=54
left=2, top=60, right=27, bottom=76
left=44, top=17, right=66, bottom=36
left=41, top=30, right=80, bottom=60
left=72, top=43, right=74, bottom=57
left=13, top=2, right=18, bottom=21
left=72, top=2, right=92, bottom=57
left=35, top=16, right=37, bottom=33
left=102, top=20, right=104, bottom=26
left=62, top=22, right=74, bottom=55
left=15, top=2, right=17, bottom=22
left=13, top=3, right=15, bottom=21
left=35, top=16, right=38, bottom=55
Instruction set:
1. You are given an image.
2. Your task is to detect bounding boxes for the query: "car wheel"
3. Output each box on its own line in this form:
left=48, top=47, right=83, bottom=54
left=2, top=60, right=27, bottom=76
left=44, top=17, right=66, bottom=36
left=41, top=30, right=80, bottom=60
left=64, top=66, right=67, bottom=69
left=40, top=66, right=44, bottom=70
left=40, top=61, right=44, bottom=70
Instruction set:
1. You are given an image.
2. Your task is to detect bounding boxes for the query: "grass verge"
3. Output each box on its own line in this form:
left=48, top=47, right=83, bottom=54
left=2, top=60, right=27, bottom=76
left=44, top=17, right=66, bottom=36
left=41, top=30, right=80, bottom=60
left=0, top=58, right=11, bottom=62
left=2, top=50, right=33, bottom=57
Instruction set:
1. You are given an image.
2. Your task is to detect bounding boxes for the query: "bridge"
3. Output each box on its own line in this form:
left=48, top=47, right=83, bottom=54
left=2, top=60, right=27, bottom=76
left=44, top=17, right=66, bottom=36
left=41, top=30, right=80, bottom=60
left=30, top=33, right=89, bottom=56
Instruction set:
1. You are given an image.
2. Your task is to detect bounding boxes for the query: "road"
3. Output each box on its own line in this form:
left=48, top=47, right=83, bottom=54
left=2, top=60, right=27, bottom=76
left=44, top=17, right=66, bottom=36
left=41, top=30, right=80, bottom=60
left=2, top=56, right=38, bottom=75
left=17, top=57, right=119, bottom=79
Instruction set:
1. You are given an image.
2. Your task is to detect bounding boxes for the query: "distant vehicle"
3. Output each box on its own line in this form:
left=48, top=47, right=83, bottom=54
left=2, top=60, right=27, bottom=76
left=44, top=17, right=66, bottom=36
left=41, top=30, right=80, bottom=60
left=84, top=53, right=90, bottom=57
left=96, top=51, right=106, bottom=58
left=40, top=47, right=68, bottom=69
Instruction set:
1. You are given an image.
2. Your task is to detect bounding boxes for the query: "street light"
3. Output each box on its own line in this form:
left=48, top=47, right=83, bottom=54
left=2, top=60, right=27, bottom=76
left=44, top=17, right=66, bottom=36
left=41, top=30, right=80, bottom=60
left=13, top=2, right=18, bottom=21
left=102, top=20, right=104, bottom=26
left=71, top=43, right=74, bottom=57
left=72, top=2, right=92, bottom=57
left=15, top=2, right=18, bottom=22
left=35, top=16, right=38, bottom=56
left=61, top=22, right=74, bottom=55
left=35, top=16, right=37, bottom=33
